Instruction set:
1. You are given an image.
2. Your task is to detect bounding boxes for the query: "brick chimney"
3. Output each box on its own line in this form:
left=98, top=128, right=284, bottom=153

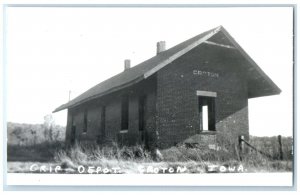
left=124, top=59, right=131, bottom=71
left=157, top=41, right=166, bottom=55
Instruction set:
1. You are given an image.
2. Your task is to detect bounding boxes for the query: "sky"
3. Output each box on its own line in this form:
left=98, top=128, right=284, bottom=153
left=5, top=6, right=294, bottom=136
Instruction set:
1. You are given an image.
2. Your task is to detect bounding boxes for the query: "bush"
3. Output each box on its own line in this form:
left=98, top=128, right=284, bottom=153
left=7, top=122, right=65, bottom=145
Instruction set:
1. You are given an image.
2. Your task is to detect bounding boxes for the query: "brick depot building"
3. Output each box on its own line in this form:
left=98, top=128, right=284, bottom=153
left=54, top=26, right=281, bottom=149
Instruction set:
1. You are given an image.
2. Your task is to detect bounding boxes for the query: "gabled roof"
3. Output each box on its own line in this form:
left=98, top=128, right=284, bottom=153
left=53, top=26, right=281, bottom=113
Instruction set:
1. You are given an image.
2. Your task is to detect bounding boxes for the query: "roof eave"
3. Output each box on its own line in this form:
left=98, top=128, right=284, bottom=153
left=52, top=76, right=144, bottom=113
left=219, top=26, right=282, bottom=96
left=248, top=88, right=282, bottom=99
left=53, top=25, right=282, bottom=113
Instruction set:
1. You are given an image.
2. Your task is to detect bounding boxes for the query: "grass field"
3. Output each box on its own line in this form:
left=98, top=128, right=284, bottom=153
left=7, top=139, right=293, bottom=174
left=7, top=122, right=293, bottom=174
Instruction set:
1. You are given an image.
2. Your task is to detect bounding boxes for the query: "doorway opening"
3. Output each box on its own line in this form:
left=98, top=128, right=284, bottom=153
left=198, top=94, right=216, bottom=131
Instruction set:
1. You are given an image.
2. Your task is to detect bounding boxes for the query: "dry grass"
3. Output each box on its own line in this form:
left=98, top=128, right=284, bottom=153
left=7, top=135, right=293, bottom=174
left=53, top=142, right=154, bottom=173
left=49, top=142, right=292, bottom=174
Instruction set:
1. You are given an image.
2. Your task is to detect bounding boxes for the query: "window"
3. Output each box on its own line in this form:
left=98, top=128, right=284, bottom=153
left=83, top=109, right=88, bottom=133
left=139, top=95, right=146, bottom=131
left=101, top=106, right=106, bottom=136
left=199, top=96, right=216, bottom=131
left=71, top=125, right=76, bottom=144
left=121, top=95, right=129, bottom=130
left=70, top=115, right=76, bottom=145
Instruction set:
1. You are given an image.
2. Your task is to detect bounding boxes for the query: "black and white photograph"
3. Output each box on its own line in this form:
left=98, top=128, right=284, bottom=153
left=2, top=2, right=295, bottom=189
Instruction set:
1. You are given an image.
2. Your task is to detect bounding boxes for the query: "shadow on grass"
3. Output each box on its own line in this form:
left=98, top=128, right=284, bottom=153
left=7, top=141, right=65, bottom=162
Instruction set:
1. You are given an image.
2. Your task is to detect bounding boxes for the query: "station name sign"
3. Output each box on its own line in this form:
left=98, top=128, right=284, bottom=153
left=193, top=70, right=219, bottom=78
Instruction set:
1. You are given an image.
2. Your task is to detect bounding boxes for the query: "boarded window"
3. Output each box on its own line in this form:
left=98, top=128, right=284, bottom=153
left=101, top=106, right=106, bottom=136
left=139, top=95, right=146, bottom=131
left=71, top=125, right=76, bottom=145
left=121, top=95, right=129, bottom=130
left=199, top=96, right=216, bottom=131
left=83, top=109, right=88, bottom=133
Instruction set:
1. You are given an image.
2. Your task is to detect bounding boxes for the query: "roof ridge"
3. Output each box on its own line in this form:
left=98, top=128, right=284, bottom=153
left=53, top=26, right=221, bottom=112
left=53, top=25, right=280, bottom=112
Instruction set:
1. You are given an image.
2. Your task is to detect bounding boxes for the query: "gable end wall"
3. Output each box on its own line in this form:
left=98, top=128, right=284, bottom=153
left=156, top=44, right=250, bottom=149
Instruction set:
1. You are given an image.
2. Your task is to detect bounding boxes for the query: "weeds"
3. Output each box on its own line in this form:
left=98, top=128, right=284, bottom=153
left=54, top=142, right=153, bottom=167
left=7, top=132, right=293, bottom=173
left=49, top=140, right=293, bottom=173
